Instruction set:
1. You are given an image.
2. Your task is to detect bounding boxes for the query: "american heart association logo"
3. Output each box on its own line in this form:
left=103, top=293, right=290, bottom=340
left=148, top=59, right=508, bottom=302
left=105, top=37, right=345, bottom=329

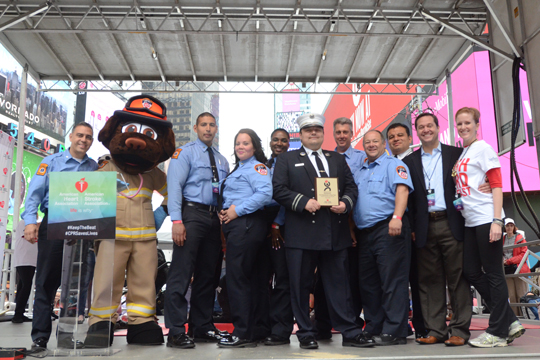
left=76, top=178, right=88, bottom=193
left=0, top=201, right=4, bottom=208
left=2, top=168, right=6, bottom=175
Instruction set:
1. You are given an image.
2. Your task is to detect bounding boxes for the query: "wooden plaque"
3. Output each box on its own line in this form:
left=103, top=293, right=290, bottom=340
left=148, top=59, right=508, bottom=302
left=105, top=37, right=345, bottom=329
left=315, top=177, right=339, bottom=206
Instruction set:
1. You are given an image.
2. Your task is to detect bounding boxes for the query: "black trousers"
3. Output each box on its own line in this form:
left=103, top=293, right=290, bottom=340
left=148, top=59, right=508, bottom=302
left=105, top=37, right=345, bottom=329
left=463, top=223, right=517, bottom=338
left=31, top=215, right=69, bottom=341
left=287, top=247, right=362, bottom=341
left=409, top=245, right=428, bottom=336
left=164, top=206, right=222, bottom=337
left=357, top=218, right=411, bottom=338
left=315, top=245, right=364, bottom=335
left=266, top=230, right=294, bottom=338
left=222, top=210, right=268, bottom=339
left=15, top=266, right=36, bottom=317
left=261, top=207, right=294, bottom=339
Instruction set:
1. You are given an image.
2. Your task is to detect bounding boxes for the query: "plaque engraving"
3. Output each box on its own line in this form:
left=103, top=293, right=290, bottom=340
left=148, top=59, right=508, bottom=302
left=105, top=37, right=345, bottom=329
left=315, top=177, right=339, bottom=206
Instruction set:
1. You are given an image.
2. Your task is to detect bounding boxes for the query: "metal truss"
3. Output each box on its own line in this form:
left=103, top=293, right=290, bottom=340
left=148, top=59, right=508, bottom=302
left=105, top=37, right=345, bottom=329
left=0, top=1, right=486, bottom=38
left=0, top=0, right=502, bottom=91
left=39, top=79, right=438, bottom=96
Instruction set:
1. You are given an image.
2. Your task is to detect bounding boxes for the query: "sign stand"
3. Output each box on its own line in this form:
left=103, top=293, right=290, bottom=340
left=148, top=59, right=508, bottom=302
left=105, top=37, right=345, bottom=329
left=47, top=172, right=117, bottom=356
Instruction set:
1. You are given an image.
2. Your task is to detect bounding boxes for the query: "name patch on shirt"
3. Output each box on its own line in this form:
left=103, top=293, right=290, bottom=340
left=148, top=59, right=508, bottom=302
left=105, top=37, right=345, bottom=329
left=396, top=166, right=408, bottom=179
left=172, top=148, right=182, bottom=159
left=295, top=163, right=304, bottom=167
left=37, top=163, right=48, bottom=176
left=254, top=164, right=268, bottom=175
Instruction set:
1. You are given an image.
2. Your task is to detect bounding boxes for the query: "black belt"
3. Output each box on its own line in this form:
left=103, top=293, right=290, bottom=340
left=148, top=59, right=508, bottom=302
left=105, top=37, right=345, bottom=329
left=360, top=215, right=393, bottom=235
left=185, top=201, right=217, bottom=213
left=429, top=210, right=447, bottom=221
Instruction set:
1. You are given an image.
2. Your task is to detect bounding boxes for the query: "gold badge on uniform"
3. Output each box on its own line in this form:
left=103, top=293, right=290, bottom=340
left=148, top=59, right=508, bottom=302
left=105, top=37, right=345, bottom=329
left=37, top=163, right=48, bottom=176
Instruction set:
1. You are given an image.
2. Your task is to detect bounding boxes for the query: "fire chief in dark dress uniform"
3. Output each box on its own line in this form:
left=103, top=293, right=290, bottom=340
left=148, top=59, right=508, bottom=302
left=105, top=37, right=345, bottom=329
left=272, top=113, right=372, bottom=350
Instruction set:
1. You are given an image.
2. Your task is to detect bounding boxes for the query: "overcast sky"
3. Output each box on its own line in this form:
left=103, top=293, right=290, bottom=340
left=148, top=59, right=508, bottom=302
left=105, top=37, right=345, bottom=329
left=219, top=93, right=331, bottom=165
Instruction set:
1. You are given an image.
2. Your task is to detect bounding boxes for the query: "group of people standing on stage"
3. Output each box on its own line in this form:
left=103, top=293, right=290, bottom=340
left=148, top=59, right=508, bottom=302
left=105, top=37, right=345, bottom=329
left=164, top=106, right=528, bottom=350
left=16, top=96, right=529, bottom=351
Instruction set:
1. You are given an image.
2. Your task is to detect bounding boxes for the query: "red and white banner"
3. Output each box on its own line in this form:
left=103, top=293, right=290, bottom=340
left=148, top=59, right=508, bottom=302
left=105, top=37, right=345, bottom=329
left=322, top=84, right=412, bottom=150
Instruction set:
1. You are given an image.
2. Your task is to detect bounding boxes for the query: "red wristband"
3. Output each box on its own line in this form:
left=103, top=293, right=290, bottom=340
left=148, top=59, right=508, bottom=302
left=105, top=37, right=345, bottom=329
left=173, top=220, right=183, bottom=224
left=392, top=215, right=402, bottom=220
left=271, top=223, right=280, bottom=229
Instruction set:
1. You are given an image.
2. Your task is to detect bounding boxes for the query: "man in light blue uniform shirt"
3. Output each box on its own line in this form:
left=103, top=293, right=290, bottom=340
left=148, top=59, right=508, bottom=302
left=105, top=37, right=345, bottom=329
left=387, top=122, right=428, bottom=339
left=334, top=117, right=366, bottom=171
left=353, top=130, right=413, bottom=346
left=165, top=112, right=230, bottom=348
left=22, top=122, right=97, bottom=351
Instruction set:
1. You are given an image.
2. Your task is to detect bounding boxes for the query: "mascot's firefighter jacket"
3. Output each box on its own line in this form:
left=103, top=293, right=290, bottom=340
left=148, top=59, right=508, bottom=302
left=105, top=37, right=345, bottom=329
left=85, top=95, right=175, bottom=348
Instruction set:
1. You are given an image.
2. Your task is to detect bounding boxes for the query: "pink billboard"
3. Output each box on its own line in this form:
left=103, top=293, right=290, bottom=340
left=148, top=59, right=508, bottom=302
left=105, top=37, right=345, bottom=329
left=412, top=51, right=539, bottom=192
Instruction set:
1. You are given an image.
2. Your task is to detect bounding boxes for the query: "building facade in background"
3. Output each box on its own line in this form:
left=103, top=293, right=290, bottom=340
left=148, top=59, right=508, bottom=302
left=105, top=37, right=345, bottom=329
left=143, top=82, right=219, bottom=149
left=274, top=83, right=311, bottom=150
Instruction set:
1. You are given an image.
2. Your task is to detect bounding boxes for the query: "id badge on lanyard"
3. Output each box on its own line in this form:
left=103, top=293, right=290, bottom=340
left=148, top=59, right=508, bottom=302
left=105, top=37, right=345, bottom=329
left=427, top=189, right=436, bottom=206
left=212, top=181, right=219, bottom=194
left=453, top=194, right=464, bottom=211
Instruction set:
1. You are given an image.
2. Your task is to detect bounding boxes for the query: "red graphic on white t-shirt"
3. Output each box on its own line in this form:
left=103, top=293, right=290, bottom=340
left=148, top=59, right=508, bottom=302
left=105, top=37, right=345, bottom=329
left=455, top=158, right=471, bottom=197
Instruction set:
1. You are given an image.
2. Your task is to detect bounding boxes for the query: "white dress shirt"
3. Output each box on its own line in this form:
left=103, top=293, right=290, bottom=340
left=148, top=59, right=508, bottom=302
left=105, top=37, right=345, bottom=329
left=304, top=147, right=330, bottom=177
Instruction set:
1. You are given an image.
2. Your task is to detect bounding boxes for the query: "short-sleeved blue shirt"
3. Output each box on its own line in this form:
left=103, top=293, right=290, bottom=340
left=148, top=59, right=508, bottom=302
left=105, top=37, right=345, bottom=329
left=353, top=153, right=413, bottom=229
left=167, top=138, right=229, bottom=221
left=21, top=149, right=98, bottom=225
left=337, top=146, right=366, bottom=173
left=221, top=156, right=272, bottom=217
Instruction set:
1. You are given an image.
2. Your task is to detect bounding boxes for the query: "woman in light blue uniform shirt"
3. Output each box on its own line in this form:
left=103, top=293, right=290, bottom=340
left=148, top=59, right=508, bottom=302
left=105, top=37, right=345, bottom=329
left=217, top=129, right=273, bottom=348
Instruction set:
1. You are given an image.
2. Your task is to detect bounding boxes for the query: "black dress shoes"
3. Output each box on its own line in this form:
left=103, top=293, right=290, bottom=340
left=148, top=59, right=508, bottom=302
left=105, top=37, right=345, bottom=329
left=31, top=337, right=48, bottom=351
left=299, top=336, right=318, bottom=349
left=194, top=330, right=227, bottom=343
left=167, top=333, right=196, bottom=349
left=217, top=335, right=257, bottom=348
left=342, top=334, right=375, bottom=347
left=11, top=315, right=32, bottom=323
left=373, top=334, right=407, bottom=346
left=264, top=335, right=290, bottom=346
left=212, top=326, right=229, bottom=336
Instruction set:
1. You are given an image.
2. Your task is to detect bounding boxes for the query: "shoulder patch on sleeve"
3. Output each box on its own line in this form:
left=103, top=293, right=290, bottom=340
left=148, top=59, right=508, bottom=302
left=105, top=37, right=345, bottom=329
left=98, top=160, right=109, bottom=169
left=396, top=165, right=408, bottom=179
left=37, top=163, right=48, bottom=176
left=172, top=148, right=182, bottom=159
left=254, top=163, right=268, bottom=175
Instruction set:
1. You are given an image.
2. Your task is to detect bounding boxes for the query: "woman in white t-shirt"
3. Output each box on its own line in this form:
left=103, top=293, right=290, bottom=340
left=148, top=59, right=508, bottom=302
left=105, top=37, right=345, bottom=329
left=453, top=107, right=524, bottom=348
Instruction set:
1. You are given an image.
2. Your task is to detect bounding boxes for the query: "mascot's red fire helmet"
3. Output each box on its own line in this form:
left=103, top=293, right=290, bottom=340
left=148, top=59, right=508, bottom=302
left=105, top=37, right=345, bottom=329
left=98, top=94, right=176, bottom=175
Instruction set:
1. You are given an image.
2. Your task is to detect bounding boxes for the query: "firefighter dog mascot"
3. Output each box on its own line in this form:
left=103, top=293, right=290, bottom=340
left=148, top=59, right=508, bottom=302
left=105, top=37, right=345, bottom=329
left=84, top=95, right=175, bottom=347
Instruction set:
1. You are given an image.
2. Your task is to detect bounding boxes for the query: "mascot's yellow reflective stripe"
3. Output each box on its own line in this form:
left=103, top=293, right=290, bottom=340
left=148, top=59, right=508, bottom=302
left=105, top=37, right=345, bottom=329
left=157, top=184, right=167, bottom=196
left=116, top=226, right=156, bottom=239
left=117, top=187, right=154, bottom=199
left=127, top=303, right=155, bottom=317
left=89, top=305, right=118, bottom=318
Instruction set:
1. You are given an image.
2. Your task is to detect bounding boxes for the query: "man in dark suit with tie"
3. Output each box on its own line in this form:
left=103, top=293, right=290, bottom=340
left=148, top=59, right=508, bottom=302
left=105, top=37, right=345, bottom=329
left=402, top=113, right=472, bottom=347
left=273, top=113, right=372, bottom=350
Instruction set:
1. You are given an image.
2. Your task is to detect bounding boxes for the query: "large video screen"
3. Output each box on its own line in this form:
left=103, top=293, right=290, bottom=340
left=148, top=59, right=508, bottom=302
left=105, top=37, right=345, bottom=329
left=0, top=44, right=75, bottom=142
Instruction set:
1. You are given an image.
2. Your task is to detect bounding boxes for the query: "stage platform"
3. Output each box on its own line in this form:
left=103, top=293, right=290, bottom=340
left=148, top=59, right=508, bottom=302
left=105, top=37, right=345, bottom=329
left=1, top=315, right=540, bottom=359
